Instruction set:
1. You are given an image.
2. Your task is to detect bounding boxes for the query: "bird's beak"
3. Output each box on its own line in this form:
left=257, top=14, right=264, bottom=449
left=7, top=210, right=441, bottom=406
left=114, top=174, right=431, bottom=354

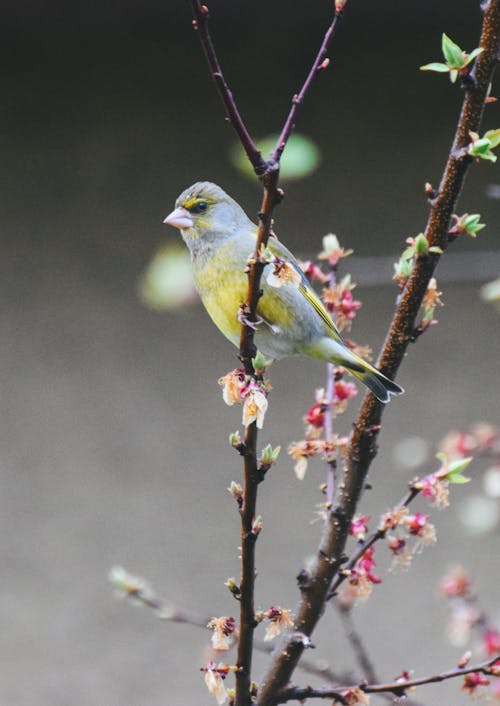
left=163, top=207, right=194, bottom=230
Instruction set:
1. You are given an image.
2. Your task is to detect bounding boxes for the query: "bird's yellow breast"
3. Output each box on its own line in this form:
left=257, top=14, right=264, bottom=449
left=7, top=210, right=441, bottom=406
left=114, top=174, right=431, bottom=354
left=192, top=241, right=248, bottom=345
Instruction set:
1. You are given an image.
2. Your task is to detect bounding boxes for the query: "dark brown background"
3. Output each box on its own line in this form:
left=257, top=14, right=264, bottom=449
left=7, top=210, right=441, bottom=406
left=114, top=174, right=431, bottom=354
left=1, top=1, right=499, bottom=704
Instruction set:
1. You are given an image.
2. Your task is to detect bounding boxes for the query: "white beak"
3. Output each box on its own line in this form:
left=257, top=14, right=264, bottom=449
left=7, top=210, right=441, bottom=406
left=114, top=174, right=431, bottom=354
left=163, top=206, right=194, bottom=230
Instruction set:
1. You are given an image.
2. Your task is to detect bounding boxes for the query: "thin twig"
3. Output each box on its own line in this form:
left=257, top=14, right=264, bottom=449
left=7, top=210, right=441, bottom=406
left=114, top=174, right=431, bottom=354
left=336, top=606, right=378, bottom=685
left=324, top=265, right=338, bottom=505
left=235, top=172, right=281, bottom=706
left=324, top=362, right=337, bottom=504
left=110, top=570, right=346, bottom=683
left=278, top=655, right=500, bottom=702
left=257, top=4, right=500, bottom=703
left=270, top=11, right=343, bottom=164
left=190, top=1, right=266, bottom=174
left=189, top=3, right=349, bottom=704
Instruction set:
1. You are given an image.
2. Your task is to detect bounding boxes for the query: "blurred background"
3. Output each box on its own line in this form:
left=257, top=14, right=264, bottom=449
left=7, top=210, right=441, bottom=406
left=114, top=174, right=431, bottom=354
left=1, top=0, right=500, bottom=704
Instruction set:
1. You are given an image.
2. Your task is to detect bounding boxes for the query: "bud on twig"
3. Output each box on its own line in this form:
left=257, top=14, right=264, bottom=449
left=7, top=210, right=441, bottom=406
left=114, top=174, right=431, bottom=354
left=228, top=481, right=244, bottom=508
left=225, top=577, right=242, bottom=600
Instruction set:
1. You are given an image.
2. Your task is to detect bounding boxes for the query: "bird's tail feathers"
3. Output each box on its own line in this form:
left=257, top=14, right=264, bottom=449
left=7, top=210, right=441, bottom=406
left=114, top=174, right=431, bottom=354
left=309, top=338, right=404, bottom=404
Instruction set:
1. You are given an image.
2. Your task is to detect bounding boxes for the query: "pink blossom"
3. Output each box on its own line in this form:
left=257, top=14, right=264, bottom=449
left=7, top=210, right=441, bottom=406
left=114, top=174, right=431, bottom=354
left=350, top=515, right=371, bottom=542
left=298, top=260, right=330, bottom=283
left=404, top=513, right=425, bottom=535
left=305, top=403, right=325, bottom=429
left=357, top=546, right=382, bottom=584
left=334, top=379, right=358, bottom=404
left=439, top=565, right=471, bottom=598
left=461, top=671, right=490, bottom=694
left=483, top=629, right=500, bottom=656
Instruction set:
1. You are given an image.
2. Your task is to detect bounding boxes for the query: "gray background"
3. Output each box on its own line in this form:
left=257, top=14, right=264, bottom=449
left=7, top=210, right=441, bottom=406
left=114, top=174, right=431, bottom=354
left=1, top=1, right=499, bottom=704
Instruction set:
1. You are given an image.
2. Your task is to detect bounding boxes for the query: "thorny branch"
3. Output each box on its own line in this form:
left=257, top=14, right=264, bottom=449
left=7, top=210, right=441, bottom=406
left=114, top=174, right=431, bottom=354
left=277, top=655, right=500, bottom=703
left=257, top=3, right=500, bottom=704
left=189, top=3, right=346, bottom=704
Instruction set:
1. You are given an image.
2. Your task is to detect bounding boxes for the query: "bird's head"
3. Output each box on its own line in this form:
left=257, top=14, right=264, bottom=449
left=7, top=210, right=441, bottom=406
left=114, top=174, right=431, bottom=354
left=164, top=182, right=251, bottom=252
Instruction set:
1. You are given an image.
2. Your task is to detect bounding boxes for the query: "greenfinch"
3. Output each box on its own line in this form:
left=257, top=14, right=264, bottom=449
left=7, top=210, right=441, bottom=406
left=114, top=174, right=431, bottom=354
left=164, top=182, right=403, bottom=403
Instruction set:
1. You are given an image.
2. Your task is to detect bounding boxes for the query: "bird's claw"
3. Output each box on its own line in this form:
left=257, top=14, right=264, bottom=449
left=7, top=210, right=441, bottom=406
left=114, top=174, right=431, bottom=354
left=238, top=306, right=264, bottom=330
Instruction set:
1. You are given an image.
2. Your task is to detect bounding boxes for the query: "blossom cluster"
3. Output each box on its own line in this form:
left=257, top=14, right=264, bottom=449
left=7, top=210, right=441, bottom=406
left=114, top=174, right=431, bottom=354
left=304, top=377, right=358, bottom=437
left=218, top=369, right=271, bottom=429
left=413, top=452, right=473, bottom=508
left=203, top=606, right=293, bottom=704
left=288, top=435, right=349, bottom=480
left=439, top=422, right=500, bottom=462
left=440, top=566, right=500, bottom=654
left=323, top=274, right=362, bottom=333
left=201, top=662, right=234, bottom=705
left=339, top=507, right=437, bottom=605
left=439, top=566, right=500, bottom=698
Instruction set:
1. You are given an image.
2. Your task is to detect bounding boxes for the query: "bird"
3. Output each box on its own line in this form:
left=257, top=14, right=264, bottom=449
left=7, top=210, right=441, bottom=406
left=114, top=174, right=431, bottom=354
left=163, top=182, right=403, bottom=403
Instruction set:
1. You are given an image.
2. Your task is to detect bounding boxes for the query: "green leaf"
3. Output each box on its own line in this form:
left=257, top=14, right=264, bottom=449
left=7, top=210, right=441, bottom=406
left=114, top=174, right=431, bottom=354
left=261, top=444, right=281, bottom=464
left=252, top=351, right=273, bottom=372
left=448, top=473, right=471, bottom=485
left=442, top=33, right=464, bottom=67
left=463, top=214, right=486, bottom=236
left=429, top=246, right=444, bottom=254
left=420, top=62, right=450, bottom=73
left=469, top=135, right=499, bottom=162
left=448, top=457, right=473, bottom=474
left=484, top=129, right=500, bottom=148
left=446, top=457, right=473, bottom=484
left=414, top=233, right=429, bottom=255
left=465, top=47, right=483, bottom=64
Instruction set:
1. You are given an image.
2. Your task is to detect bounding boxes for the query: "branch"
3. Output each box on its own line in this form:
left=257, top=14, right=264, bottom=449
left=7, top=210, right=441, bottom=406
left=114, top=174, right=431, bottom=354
left=270, top=11, right=343, bottom=164
left=190, top=4, right=349, bottom=705
left=109, top=566, right=347, bottom=684
left=278, top=656, right=500, bottom=703
left=189, top=0, right=266, bottom=174
left=336, top=607, right=378, bottom=685
left=257, top=3, right=500, bottom=703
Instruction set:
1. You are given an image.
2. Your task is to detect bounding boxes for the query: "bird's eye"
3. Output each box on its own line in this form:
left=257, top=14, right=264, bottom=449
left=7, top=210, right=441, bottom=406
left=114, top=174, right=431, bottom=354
left=191, top=201, right=208, bottom=214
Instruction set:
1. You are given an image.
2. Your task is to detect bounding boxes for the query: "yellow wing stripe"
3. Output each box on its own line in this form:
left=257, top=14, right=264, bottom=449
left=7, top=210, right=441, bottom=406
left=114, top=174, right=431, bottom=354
left=298, top=283, right=340, bottom=336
